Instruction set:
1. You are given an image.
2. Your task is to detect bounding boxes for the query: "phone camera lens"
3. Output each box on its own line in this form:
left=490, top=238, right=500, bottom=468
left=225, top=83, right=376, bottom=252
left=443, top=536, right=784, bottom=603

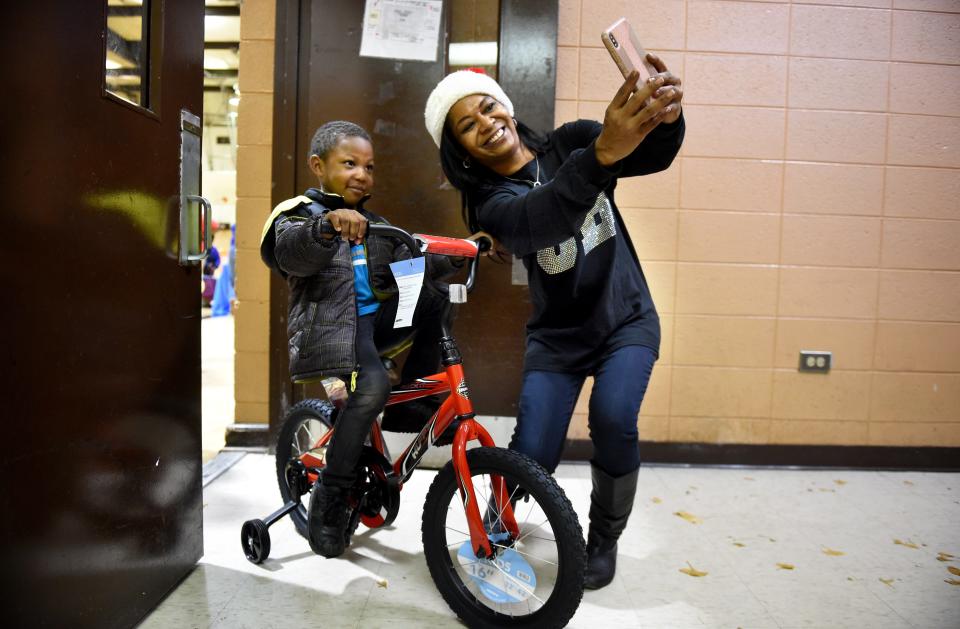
left=609, top=34, right=619, bottom=47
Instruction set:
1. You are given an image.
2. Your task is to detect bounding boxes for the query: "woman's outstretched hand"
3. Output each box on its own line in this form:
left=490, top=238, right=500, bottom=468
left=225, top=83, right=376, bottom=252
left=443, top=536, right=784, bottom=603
left=468, top=230, right=510, bottom=263
left=647, top=53, right=683, bottom=124
left=594, top=62, right=681, bottom=167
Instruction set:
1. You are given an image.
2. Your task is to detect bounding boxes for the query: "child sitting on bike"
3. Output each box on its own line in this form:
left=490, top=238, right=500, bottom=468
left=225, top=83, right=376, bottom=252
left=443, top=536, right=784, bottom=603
left=260, top=120, right=461, bottom=558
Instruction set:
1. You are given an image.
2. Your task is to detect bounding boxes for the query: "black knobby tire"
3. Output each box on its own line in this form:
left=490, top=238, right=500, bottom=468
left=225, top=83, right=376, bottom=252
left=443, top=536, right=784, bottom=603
left=275, top=398, right=336, bottom=538
left=421, top=447, right=586, bottom=629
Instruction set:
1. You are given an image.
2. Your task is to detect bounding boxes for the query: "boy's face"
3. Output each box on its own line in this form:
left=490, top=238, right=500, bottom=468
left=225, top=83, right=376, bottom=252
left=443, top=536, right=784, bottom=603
left=309, top=135, right=375, bottom=208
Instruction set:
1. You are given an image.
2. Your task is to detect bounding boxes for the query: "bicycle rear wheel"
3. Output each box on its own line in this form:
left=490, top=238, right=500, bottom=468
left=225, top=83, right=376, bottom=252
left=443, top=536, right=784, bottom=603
left=421, top=447, right=585, bottom=629
left=275, top=398, right=335, bottom=538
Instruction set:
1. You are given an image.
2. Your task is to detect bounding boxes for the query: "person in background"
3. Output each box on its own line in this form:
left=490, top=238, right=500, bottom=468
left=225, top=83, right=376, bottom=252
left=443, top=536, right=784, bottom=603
left=424, top=62, right=684, bottom=589
left=203, top=244, right=221, bottom=278
left=211, top=226, right=235, bottom=317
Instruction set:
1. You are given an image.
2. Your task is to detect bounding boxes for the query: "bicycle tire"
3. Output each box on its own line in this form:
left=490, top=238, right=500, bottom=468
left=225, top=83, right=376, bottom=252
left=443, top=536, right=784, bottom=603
left=421, top=447, right=585, bottom=629
left=275, top=398, right=336, bottom=538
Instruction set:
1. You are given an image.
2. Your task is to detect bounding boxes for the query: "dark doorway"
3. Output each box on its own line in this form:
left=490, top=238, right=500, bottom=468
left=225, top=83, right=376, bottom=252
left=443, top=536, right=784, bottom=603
left=0, top=1, right=206, bottom=627
left=269, top=0, right=558, bottom=427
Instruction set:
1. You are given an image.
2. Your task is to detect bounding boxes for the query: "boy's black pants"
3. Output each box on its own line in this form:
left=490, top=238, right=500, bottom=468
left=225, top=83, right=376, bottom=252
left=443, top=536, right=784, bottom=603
left=321, top=290, right=446, bottom=489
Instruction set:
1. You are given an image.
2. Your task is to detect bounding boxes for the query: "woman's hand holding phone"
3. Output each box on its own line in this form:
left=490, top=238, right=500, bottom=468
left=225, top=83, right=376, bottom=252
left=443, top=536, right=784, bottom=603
left=647, top=53, right=683, bottom=124
left=595, top=71, right=671, bottom=166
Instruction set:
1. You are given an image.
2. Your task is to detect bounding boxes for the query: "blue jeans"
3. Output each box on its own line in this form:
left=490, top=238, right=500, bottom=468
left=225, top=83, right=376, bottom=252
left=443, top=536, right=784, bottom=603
left=509, top=345, right=656, bottom=477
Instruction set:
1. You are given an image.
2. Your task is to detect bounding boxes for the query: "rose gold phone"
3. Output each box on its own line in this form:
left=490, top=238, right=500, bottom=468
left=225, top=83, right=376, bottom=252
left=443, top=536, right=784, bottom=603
left=601, top=18, right=658, bottom=85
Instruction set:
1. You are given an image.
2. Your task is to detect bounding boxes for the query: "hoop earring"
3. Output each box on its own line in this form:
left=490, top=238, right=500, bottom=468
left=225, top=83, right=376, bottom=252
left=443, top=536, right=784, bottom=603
left=462, top=158, right=471, bottom=169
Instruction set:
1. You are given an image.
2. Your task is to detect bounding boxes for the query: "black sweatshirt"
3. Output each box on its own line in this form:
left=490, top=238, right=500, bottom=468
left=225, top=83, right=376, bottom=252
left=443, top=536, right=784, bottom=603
left=470, top=116, right=685, bottom=373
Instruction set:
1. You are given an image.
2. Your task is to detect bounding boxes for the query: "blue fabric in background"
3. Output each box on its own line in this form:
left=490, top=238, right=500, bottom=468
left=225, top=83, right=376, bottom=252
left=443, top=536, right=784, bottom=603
left=211, top=225, right=236, bottom=317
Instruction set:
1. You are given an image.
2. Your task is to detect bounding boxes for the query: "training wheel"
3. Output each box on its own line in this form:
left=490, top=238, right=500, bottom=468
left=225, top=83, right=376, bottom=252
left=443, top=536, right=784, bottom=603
left=240, top=519, right=271, bottom=564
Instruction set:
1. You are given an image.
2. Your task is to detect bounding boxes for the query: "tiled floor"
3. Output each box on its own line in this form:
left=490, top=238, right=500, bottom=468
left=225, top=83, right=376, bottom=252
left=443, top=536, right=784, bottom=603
left=143, top=453, right=960, bottom=628
left=201, top=313, right=233, bottom=463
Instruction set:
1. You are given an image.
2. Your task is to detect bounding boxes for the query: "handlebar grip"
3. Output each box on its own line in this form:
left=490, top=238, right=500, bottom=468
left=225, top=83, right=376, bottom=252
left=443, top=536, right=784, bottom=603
left=476, top=236, right=493, bottom=253
left=316, top=219, right=338, bottom=237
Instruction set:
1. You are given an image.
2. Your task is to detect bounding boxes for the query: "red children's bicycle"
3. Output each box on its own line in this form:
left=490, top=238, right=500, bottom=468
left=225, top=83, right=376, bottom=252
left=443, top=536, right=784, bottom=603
left=240, top=223, right=585, bottom=629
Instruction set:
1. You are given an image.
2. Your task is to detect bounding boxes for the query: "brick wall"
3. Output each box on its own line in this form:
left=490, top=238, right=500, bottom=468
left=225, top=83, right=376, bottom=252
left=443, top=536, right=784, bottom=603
left=233, top=0, right=276, bottom=426
left=557, top=0, right=960, bottom=446
left=232, top=0, right=960, bottom=446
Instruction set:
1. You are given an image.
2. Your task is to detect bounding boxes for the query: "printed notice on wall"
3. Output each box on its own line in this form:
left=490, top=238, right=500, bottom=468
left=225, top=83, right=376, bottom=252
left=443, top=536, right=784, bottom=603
left=388, top=256, right=425, bottom=328
left=359, top=0, right=442, bottom=62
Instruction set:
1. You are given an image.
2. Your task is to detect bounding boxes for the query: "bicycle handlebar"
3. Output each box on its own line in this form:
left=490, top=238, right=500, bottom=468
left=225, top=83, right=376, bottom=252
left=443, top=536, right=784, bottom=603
left=317, top=219, right=492, bottom=294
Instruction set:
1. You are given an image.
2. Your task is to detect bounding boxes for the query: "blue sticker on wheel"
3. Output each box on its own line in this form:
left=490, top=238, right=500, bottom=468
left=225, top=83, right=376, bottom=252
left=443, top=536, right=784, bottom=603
left=457, top=537, right=536, bottom=604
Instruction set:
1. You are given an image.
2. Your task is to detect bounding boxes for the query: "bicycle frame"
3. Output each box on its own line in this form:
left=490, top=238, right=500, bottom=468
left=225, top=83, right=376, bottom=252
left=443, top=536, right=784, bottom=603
left=295, top=224, right=519, bottom=560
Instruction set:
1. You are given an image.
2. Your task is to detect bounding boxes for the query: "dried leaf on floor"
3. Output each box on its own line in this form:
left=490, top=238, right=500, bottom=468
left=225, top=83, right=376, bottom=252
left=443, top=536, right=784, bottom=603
left=879, top=578, right=895, bottom=587
left=945, top=578, right=960, bottom=586
left=903, top=480, right=914, bottom=486
left=776, top=563, right=795, bottom=570
left=937, top=552, right=956, bottom=562
left=834, top=480, right=847, bottom=485
left=376, top=578, right=388, bottom=588
left=743, top=477, right=755, bottom=481
left=679, top=562, right=708, bottom=577
left=651, top=497, right=662, bottom=504
left=822, top=548, right=845, bottom=556
left=732, top=542, right=746, bottom=548
left=673, top=511, right=702, bottom=524
left=894, top=539, right=920, bottom=549
left=948, top=566, right=960, bottom=577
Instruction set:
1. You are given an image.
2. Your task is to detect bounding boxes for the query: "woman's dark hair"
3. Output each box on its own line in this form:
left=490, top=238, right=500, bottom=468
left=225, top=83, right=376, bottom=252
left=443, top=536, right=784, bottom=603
left=439, top=119, right=547, bottom=233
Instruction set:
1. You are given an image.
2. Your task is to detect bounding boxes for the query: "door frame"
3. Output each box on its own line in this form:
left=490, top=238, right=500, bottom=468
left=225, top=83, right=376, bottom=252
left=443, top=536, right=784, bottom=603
left=263, top=0, right=559, bottom=442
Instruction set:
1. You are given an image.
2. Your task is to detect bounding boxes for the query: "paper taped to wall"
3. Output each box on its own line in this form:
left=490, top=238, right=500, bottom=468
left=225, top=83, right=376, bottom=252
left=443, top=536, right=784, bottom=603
left=360, top=0, right=443, bottom=62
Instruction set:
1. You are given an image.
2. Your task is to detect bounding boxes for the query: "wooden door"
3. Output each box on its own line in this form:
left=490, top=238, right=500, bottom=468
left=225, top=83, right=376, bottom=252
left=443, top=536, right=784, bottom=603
left=0, top=1, right=206, bottom=627
left=270, top=0, right=557, bottom=421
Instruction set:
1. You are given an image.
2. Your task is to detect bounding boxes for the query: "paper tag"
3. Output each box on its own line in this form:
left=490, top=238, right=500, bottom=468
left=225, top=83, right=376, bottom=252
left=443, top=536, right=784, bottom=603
left=456, top=537, right=536, bottom=604
left=388, top=257, right=425, bottom=328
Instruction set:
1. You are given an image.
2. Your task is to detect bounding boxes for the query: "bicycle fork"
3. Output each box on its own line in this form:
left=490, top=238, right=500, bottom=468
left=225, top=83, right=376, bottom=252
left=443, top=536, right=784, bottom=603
left=451, top=419, right=521, bottom=559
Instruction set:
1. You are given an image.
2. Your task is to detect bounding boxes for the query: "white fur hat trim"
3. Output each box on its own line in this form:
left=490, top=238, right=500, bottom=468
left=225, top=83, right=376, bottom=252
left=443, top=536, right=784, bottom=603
left=424, top=70, right=514, bottom=148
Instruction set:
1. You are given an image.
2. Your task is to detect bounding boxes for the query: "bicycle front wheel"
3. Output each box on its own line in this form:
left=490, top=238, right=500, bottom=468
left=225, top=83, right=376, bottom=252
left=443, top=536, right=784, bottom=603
left=421, top=447, right=585, bottom=629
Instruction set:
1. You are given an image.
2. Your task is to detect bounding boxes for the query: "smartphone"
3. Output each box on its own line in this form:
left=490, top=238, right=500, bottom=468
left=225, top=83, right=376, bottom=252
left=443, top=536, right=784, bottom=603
left=601, top=18, right=658, bottom=86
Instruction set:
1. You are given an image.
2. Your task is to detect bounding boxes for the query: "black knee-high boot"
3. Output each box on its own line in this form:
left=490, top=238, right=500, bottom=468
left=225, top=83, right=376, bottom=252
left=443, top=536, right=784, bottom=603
left=584, top=463, right=639, bottom=590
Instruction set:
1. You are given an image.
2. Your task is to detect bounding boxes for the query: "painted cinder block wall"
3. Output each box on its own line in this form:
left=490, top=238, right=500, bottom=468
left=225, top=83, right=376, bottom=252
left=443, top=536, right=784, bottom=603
left=559, top=0, right=960, bottom=447
left=234, top=0, right=960, bottom=448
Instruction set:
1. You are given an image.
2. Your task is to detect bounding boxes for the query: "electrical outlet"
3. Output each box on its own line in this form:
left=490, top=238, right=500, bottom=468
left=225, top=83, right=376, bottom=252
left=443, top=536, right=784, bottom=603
left=799, top=351, right=831, bottom=373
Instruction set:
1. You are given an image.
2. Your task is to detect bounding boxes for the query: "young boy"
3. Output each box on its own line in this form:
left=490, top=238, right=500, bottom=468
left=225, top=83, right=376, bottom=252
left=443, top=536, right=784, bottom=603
left=260, top=121, right=457, bottom=558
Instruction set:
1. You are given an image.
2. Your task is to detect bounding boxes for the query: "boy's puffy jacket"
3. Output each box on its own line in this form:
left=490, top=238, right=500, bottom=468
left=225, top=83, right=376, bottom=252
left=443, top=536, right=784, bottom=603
left=260, top=188, right=458, bottom=382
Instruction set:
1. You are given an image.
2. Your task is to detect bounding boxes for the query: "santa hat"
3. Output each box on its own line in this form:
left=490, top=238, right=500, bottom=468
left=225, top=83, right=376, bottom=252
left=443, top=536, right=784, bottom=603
left=424, top=69, right=514, bottom=148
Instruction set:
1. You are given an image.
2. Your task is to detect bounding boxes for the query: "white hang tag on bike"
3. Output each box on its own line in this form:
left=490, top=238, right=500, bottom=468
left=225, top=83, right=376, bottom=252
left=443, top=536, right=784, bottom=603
left=389, top=256, right=425, bottom=328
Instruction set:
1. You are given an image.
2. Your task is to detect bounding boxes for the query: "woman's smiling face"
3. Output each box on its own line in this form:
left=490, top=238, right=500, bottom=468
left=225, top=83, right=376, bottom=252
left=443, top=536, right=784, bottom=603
left=447, top=94, right=521, bottom=168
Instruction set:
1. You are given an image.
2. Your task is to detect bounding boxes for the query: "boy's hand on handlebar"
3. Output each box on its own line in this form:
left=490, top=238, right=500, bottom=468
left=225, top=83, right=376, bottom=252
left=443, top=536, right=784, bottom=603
left=325, top=209, right=367, bottom=244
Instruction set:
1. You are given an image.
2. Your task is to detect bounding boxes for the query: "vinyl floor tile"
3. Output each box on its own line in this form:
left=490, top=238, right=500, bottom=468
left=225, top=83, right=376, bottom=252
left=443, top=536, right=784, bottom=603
left=141, top=455, right=960, bottom=629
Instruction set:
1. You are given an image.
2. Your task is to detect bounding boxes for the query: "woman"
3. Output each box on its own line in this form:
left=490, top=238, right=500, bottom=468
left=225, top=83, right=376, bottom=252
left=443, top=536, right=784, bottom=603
left=424, top=59, right=684, bottom=589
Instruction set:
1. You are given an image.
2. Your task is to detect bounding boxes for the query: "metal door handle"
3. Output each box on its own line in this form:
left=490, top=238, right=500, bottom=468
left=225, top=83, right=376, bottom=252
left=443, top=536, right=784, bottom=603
left=182, top=194, right=212, bottom=262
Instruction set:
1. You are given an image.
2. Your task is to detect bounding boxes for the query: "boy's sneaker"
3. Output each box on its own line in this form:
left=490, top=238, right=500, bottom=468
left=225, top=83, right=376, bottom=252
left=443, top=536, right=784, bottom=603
left=307, top=481, right=350, bottom=558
